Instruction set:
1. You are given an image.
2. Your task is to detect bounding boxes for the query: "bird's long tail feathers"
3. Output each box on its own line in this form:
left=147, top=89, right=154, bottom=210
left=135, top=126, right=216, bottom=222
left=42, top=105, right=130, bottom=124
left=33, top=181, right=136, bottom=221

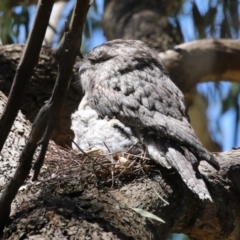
left=163, top=142, right=212, bottom=201
left=145, top=114, right=220, bottom=170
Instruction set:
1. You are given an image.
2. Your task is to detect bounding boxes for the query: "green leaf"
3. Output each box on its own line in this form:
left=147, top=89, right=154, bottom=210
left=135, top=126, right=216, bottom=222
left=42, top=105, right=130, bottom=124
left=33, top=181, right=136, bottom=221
left=131, top=208, right=165, bottom=223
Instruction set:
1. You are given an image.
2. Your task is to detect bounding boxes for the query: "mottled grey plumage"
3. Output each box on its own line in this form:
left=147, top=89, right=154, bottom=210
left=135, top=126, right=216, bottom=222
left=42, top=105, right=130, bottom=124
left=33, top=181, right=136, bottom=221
left=78, top=39, right=219, bottom=201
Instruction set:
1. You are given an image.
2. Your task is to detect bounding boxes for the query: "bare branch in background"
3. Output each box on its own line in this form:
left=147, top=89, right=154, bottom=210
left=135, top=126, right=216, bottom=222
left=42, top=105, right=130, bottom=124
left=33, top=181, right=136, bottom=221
left=159, top=39, right=240, bottom=92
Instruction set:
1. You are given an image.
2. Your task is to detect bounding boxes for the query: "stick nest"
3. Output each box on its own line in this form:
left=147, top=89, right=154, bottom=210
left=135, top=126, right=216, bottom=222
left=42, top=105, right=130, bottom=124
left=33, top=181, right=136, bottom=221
left=38, top=142, right=163, bottom=191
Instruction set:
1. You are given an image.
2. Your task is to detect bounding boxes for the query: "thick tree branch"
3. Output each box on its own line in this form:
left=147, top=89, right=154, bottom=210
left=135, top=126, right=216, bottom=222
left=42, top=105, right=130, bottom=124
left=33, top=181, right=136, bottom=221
left=0, top=94, right=239, bottom=239
left=159, top=39, right=240, bottom=92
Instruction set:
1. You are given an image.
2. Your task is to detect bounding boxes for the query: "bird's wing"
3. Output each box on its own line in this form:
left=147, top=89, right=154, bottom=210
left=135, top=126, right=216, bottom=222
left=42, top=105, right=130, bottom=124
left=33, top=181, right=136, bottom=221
left=88, top=66, right=218, bottom=169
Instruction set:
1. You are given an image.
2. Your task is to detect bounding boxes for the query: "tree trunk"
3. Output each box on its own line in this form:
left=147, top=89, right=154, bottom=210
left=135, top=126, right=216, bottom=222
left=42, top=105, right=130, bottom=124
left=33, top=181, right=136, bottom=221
left=1, top=89, right=240, bottom=239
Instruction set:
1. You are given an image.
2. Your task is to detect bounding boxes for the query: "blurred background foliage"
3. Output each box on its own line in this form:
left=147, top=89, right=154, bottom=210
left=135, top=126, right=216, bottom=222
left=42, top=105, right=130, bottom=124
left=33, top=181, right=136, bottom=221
left=0, top=0, right=240, bottom=239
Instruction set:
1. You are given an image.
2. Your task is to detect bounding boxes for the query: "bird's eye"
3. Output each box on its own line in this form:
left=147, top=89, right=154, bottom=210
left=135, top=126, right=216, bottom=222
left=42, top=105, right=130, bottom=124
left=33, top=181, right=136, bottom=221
left=88, top=55, right=115, bottom=64
left=78, top=63, right=90, bottom=75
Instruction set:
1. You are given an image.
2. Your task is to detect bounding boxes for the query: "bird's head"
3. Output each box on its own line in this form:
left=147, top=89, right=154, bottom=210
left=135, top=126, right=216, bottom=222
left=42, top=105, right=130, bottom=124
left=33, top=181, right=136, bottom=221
left=78, top=39, right=166, bottom=93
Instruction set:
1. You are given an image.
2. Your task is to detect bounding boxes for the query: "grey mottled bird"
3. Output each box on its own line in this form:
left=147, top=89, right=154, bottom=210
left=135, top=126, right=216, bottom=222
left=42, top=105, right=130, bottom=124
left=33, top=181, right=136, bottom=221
left=76, top=39, right=219, bottom=201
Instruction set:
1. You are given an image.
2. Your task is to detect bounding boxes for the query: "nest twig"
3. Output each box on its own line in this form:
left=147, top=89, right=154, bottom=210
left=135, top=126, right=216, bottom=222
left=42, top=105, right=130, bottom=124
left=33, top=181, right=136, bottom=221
left=38, top=142, right=162, bottom=191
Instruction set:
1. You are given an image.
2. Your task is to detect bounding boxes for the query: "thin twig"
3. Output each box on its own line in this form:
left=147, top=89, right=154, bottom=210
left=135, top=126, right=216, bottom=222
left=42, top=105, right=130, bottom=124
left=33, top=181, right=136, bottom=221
left=72, top=141, right=111, bottom=173
left=0, top=0, right=91, bottom=234
left=0, top=0, right=55, bottom=234
left=0, top=1, right=55, bottom=152
left=103, top=141, right=111, bottom=153
left=114, top=160, right=137, bottom=178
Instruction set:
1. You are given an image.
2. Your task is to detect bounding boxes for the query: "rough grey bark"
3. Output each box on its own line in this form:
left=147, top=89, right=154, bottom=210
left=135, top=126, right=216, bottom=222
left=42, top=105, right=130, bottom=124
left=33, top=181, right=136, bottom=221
left=0, top=92, right=32, bottom=190
left=1, top=90, right=240, bottom=240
